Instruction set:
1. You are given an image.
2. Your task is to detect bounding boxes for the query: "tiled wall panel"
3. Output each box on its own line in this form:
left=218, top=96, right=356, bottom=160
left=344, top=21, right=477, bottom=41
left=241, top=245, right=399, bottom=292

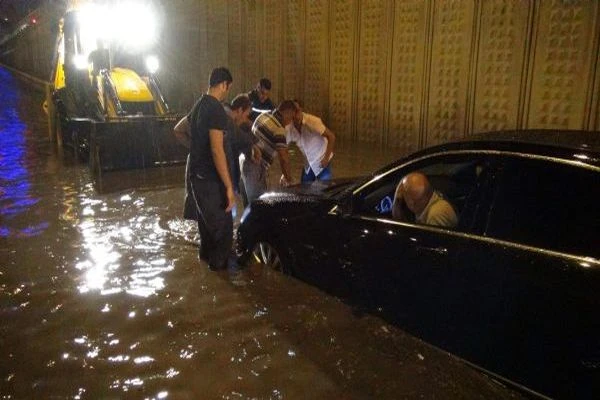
left=227, top=0, right=244, bottom=95
left=160, top=1, right=207, bottom=109
left=242, top=0, right=261, bottom=94
left=355, top=0, right=393, bottom=146
left=282, top=0, right=305, bottom=101
left=206, top=0, right=229, bottom=71
left=328, top=0, right=357, bottom=142
left=472, top=1, right=530, bottom=133
left=304, top=0, right=329, bottom=118
left=425, top=0, right=475, bottom=146
left=261, top=0, right=283, bottom=102
left=387, top=0, right=428, bottom=154
left=196, top=1, right=210, bottom=98
left=526, top=0, right=597, bottom=130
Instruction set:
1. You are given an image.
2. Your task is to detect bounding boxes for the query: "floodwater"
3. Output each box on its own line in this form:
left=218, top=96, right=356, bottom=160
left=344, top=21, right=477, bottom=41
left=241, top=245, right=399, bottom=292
left=0, top=67, right=523, bottom=399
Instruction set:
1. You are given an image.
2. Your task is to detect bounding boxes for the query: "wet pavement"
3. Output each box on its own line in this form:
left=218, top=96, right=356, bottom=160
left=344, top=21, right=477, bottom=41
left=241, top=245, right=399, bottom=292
left=0, top=67, right=524, bottom=399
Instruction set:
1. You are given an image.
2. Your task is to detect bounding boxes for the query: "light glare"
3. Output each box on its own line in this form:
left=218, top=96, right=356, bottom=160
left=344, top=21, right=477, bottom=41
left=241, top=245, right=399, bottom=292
left=145, top=56, right=159, bottom=74
left=73, top=55, right=88, bottom=70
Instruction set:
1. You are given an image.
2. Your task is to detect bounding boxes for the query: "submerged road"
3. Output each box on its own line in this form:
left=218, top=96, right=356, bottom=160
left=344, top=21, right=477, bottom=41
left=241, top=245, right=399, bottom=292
left=0, top=67, right=522, bottom=399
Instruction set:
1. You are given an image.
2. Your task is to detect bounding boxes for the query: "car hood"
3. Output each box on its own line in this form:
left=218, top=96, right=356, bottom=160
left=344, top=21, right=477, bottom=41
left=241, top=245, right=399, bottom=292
left=257, top=177, right=363, bottom=203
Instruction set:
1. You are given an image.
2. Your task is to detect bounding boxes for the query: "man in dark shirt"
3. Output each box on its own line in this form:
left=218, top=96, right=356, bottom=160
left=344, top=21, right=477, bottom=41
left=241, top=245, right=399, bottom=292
left=173, top=67, right=234, bottom=271
left=247, top=78, right=274, bottom=121
left=224, top=94, right=260, bottom=194
left=88, top=39, right=110, bottom=76
left=174, top=94, right=259, bottom=219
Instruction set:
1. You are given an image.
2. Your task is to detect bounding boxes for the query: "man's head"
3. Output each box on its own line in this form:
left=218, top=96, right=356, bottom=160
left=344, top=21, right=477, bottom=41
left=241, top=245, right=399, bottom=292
left=277, top=100, right=298, bottom=126
left=208, top=67, right=233, bottom=101
left=229, top=94, right=251, bottom=126
left=256, top=78, right=272, bottom=103
left=292, top=99, right=303, bottom=130
left=401, top=172, right=433, bottom=216
left=96, top=38, right=105, bottom=50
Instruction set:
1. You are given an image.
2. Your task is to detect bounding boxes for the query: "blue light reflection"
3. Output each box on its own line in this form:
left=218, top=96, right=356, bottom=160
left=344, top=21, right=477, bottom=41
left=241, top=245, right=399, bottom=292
left=0, top=67, right=47, bottom=237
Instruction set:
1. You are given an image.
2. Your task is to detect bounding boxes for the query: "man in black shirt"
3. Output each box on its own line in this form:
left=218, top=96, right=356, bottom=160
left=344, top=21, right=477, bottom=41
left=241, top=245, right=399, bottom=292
left=247, top=78, right=274, bottom=121
left=174, top=67, right=234, bottom=270
left=224, top=94, right=261, bottom=197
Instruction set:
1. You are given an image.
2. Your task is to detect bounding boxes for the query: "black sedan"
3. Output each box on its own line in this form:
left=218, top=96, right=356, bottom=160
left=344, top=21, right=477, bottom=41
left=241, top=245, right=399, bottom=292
left=237, top=130, right=600, bottom=399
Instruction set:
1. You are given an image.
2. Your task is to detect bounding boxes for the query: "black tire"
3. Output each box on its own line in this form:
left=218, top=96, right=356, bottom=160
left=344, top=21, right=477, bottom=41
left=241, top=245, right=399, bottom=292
left=251, top=241, right=292, bottom=275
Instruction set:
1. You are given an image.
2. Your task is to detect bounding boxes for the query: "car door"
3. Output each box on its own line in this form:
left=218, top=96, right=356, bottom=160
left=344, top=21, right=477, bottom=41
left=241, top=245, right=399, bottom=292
left=443, top=154, right=600, bottom=398
left=318, top=153, right=498, bottom=340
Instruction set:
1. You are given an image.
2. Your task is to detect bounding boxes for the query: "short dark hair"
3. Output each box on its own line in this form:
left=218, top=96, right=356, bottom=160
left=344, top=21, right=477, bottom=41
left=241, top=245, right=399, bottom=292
left=292, top=98, right=303, bottom=108
left=230, top=94, right=251, bottom=111
left=209, top=67, right=233, bottom=87
left=277, top=99, right=297, bottom=113
left=258, top=78, right=272, bottom=90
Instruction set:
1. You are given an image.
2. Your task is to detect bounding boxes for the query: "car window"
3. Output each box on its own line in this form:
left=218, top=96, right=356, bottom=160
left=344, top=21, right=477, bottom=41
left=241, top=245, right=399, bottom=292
left=354, top=154, right=493, bottom=233
left=486, top=157, right=600, bottom=258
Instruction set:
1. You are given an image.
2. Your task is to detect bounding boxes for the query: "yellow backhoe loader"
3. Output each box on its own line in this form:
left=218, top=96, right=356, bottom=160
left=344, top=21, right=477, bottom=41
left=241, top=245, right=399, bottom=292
left=48, top=3, right=186, bottom=174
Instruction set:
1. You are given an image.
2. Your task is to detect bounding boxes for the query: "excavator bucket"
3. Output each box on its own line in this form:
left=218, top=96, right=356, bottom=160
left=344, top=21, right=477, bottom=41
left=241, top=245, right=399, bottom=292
left=88, top=115, right=187, bottom=174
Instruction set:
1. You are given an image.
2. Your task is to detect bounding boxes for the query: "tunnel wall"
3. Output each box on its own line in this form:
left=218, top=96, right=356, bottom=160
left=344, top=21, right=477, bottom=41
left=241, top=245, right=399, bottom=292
left=163, top=0, right=600, bottom=151
left=0, top=1, right=65, bottom=82
left=3, top=0, right=600, bottom=151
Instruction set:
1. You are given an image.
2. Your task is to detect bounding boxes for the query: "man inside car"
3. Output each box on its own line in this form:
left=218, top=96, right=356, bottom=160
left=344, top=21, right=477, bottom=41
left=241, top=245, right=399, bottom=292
left=392, top=172, right=457, bottom=228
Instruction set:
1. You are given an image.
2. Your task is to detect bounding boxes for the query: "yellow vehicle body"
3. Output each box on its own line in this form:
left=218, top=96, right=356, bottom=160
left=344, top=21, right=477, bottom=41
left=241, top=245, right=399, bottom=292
left=109, top=68, right=154, bottom=102
left=49, top=9, right=186, bottom=174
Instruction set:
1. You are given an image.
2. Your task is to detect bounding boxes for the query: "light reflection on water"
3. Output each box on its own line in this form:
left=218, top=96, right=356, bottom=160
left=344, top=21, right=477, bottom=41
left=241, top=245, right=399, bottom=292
left=71, top=190, right=174, bottom=297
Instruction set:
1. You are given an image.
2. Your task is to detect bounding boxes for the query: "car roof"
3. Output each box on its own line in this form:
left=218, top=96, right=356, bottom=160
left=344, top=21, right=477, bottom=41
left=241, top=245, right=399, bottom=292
left=460, top=129, right=600, bottom=152
left=400, top=129, right=600, bottom=167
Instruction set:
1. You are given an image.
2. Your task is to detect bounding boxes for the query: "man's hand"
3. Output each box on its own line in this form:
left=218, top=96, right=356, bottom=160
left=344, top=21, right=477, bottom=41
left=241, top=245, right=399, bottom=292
left=251, top=144, right=262, bottom=163
left=279, top=174, right=291, bottom=187
left=209, top=128, right=235, bottom=212
left=320, top=128, right=335, bottom=168
left=391, top=182, right=405, bottom=220
left=277, top=147, right=293, bottom=188
left=173, top=116, right=191, bottom=149
left=225, top=186, right=236, bottom=212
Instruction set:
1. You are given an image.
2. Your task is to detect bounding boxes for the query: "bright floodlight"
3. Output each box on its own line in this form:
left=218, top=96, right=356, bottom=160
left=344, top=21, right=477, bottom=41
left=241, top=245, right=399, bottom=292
left=145, top=56, right=159, bottom=74
left=74, top=54, right=88, bottom=70
left=77, top=3, right=110, bottom=53
left=77, top=2, right=157, bottom=52
left=113, top=3, right=158, bottom=50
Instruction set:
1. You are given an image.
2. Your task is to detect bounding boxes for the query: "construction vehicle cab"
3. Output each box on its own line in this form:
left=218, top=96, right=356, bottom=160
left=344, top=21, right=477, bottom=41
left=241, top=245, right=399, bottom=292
left=50, top=2, right=186, bottom=174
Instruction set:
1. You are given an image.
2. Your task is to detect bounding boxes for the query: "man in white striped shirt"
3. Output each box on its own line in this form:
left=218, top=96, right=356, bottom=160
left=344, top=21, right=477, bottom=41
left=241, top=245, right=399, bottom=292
left=241, top=100, right=296, bottom=204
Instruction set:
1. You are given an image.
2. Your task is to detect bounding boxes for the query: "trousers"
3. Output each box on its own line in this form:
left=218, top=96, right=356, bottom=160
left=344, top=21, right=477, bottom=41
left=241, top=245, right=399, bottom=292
left=189, top=175, right=233, bottom=270
left=301, top=164, right=332, bottom=183
left=240, top=155, right=268, bottom=206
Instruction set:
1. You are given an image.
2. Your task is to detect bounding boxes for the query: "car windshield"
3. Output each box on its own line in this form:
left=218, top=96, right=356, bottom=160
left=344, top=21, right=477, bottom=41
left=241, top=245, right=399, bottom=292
left=324, top=179, right=365, bottom=199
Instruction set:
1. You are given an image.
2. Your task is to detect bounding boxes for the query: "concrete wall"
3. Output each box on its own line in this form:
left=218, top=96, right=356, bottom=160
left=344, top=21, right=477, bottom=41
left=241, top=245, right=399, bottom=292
left=162, top=0, right=600, bottom=150
left=0, top=1, right=64, bottom=81
left=3, top=0, right=600, bottom=150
